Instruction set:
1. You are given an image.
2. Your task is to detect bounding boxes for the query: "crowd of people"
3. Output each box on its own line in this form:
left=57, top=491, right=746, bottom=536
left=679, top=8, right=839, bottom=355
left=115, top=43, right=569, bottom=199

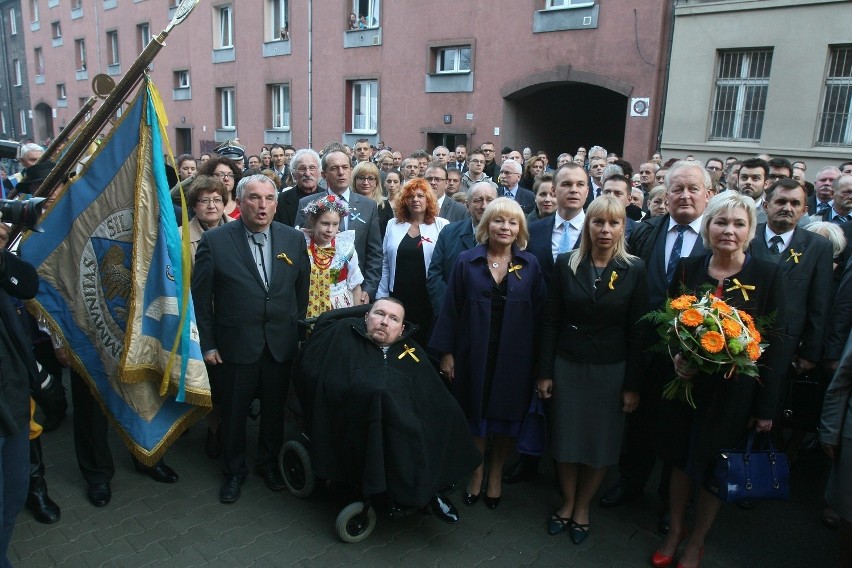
left=3, top=137, right=852, bottom=567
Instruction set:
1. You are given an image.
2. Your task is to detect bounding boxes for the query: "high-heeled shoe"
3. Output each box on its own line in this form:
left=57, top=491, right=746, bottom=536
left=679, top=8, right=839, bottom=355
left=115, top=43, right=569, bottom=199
left=651, top=529, right=688, bottom=568
left=675, top=547, right=703, bottom=568
left=463, top=492, right=480, bottom=506
left=483, top=495, right=501, bottom=509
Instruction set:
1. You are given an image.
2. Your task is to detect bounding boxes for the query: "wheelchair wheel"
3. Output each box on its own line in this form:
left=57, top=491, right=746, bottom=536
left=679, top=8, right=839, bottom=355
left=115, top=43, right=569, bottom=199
left=335, top=501, right=376, bottom=543
left=278, top=440, right=315, bottom=498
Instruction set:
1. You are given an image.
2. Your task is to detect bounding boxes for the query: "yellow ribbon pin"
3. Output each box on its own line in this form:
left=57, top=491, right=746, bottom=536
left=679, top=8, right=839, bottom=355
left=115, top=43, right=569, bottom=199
left=277, top=252, right=293, bottom=265
left=725, top=278, right=755, bottom=301
left=786, top=249, right=802, bottom=264
left=608, top=271, right=618, bottom=290
left=508, top=263, right=523, bottom=280
left=398, top=344, right=420, bottom=362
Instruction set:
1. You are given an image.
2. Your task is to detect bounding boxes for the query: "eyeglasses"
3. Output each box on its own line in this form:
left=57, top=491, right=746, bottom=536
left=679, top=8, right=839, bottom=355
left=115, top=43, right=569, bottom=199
left=198, top=197, right=224, bottom=206
left=213, top=172, right=235, bottom=180
left=296, top=165, right=318, bottom=173
left=356, top=175, right=377, bottom=183
left=425, top=176, right=447, bottom=182
left=500, top=171, right=519, bottom=176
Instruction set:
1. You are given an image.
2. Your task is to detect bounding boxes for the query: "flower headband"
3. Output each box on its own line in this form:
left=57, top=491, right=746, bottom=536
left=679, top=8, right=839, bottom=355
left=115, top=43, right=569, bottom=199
left=302, top=194, right=350, bottom=218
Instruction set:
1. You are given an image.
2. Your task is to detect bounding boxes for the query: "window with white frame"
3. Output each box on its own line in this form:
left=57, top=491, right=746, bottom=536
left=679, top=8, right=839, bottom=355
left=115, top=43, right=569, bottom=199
left=137, top=23, right=151, bottom=53
left=57, top=83, right=66, bottom=99
left=51, top=21, right=61, bottom=38
left=75, top=38, right=86, bottom=70
left=107, top=30, right=119, bottom=65
left=709, top=49, right=773, bottom=142
left=29, top=0, right=38, bottom=23
left=545, top=0, right=595, bottom=9
left=350, top=80, right=377, bottom=133
left=219, top=87, right=235, bottom=129
left=269, top=84, right=290, bottom=129
left=436, top=46, right=471, bottom=74
left=352, top=0, right=379, bottom=29
left=266, top=0, right=288, bottom=42
left=34, top=47, right=44, bottom=75
left=217, top=5, right=233, bottom=48
left=13, top=60, right=21, bottom=86
left=817, top=45, right=852, bottom=147
left=175, top=70, right=190, bottom=88
left=19, top=110, right=27, bottom=135
left=0, top=112, right=6, bottom=135
left=9, top=8, right=17, bottom=35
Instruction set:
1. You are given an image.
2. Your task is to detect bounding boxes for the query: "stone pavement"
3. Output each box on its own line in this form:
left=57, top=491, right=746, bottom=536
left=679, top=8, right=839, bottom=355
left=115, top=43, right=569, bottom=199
left=10, top=404, right=840, bottom=567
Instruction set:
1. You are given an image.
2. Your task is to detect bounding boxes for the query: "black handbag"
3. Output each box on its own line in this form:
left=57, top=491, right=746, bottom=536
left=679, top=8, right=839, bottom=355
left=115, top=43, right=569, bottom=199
left=781, top=367, right=826, bottom=432
left=705, top=430, right=790, bottom=503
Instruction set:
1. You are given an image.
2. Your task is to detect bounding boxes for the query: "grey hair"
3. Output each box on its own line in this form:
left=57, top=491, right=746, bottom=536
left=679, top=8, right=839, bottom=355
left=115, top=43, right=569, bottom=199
left=602, top=164, right=624, bottom=182
left=588, top=145, right=607, bottom=160
left=665, top=160, right=713, bottom=192
left=235, top=174, right=276, bottom=201
left=18, top=143, right=44, bottom=159
left=290, top=148, right=321, bottom=172
left=805, top=221, right=847, bottom=257
left=700, top=192, right=757, bottom=251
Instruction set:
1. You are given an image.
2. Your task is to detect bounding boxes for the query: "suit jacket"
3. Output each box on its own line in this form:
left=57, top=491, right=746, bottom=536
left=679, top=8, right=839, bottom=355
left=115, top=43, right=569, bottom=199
left=824, top=253, right=852, bottom=361
left=275, top=185, right=320, bottom=228
left=807, top=194, right=831, bottom=218
left=527, top=215, right=580, bottom=286
left=500, top=186, right=536, bottom=215
left=191, top=220, right=309, bottom=365
left=819, top=332, right=852, bottom=448
left=378, top=218, right=449, bottom=298
left=628, top=214, right=707, bottom=309
left=749, top=224, right=833, bottom=363
left=294, top=191, right=382, bottom=298
left=426, top=219, right=477, bottom=315
left=439, top=197, right=469, bottom=222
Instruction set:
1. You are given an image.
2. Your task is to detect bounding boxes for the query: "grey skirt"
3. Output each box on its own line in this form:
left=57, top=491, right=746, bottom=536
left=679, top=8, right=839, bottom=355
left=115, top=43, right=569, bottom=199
left=550, top=356, right=626, bottom=468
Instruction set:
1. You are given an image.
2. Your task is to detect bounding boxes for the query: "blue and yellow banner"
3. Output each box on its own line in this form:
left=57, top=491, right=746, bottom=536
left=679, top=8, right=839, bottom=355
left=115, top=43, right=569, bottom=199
left=19, top=81, right=210, bottom=465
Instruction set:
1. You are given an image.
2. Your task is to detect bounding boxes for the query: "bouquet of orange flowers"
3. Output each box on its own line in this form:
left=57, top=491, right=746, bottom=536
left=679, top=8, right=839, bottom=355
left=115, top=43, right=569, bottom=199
left=643, top=292, right=767, bottom=408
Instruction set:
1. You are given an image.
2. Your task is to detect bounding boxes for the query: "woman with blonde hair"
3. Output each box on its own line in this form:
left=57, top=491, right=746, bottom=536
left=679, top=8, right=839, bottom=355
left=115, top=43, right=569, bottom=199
left=352, top=161, right=394, bottom=239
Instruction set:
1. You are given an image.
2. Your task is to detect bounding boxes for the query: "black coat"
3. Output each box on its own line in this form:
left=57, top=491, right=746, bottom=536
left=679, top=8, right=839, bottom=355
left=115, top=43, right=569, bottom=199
left=295, top=307, right=481, bottom=507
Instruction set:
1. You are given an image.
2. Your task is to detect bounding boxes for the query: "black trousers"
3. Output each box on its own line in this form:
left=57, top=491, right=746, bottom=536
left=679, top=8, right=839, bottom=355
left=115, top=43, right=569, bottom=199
left=70, top=369, right=114, bottom=485
left=210, top=346, right=290, bottom=478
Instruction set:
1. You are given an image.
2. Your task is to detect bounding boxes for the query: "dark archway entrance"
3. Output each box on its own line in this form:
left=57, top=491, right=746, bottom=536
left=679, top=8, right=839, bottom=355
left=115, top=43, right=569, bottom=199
left=501, top=67, right=631, bottom=165
left=34, top=103, right=54, bottom=143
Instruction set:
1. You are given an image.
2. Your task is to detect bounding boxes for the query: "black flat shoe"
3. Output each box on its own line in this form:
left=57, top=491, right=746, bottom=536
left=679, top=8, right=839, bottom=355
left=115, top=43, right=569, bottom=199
left=219, top=475, right=244, bottom=504
left=569, top=520, right=590, bottom=544
left=548, top=513, right=571, bottom=535
left=430, top=494, right=460, bottom=524
left=463, top=492, right=480, bottom=506
left=87, top=483, right=111, bottom=507
left=27, top=483, right=61, bottom=524
left=134, top=459, right=179, bottom=483
left=483, top=495, right=501, bottom=510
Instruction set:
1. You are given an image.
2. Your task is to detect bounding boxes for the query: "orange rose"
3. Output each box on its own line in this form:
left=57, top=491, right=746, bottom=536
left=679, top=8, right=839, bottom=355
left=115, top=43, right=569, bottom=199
left=711, top=300, right=733, bottom=314
left=700, top=331, right=726, bottom=353
left=679, top=309, right=703, bottom=327
left=721, top=318, right=742, bottom=338
left=746, top=341, right=761, bottom=361
left=670, top=295, right=698, bottom=310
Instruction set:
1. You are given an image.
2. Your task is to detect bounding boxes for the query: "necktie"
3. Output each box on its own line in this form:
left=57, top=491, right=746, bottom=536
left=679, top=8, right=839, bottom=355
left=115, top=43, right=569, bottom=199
left=505, top=190, right=514, bottom=200
left=666, top=225, right=688, bottom=284
left=832, top=214, right=849, bottom=225
left=768, top=235, right=783, bottom=256
left=558, top=222, right=571, bottom=255
left=595, top=187, right=601, bottom=198
left=817, top=202, right=830, bottom=214
left=252, top=232, right=269, bottom=288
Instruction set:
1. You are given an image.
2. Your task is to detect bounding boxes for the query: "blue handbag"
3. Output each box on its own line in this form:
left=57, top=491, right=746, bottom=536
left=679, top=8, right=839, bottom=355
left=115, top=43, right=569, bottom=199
left=705, top=430, right=790, bottom=503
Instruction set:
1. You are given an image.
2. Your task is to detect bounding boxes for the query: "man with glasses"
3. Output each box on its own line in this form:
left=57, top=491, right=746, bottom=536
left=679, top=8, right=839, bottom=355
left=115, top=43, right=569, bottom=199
left=460, top=149, right=497, bottom=193
left=480, top=142, right=500, bottom=183
left=275, top=149, right=322, bottom=227
left=425, top=164, right=467, bottom=222
left=498, top=160, right=535, bottom=215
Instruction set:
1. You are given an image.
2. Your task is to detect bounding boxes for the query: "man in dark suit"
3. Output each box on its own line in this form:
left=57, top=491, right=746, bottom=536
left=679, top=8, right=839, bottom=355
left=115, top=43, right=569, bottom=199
left=192, top=174, right=310, bottom=504
left=599, top=160, right=710, bottom=529
left=498, top=160, right=536, bottom=215
left=453, top=144, right=469, bottom=175
left=268, top=144, right=290, bottom=189
left=427, top=182, right=497, bottom=315
left=425, top=163, right=468, bottom=223
left=294, top=148, right=382, bottom=302
left=748, top=178, right=833, bottom=415
left=274, top=148, right=321, bottom=227
left=815, top=174, right=852, bottom=225
left=808, top=166, right=840, bottom=217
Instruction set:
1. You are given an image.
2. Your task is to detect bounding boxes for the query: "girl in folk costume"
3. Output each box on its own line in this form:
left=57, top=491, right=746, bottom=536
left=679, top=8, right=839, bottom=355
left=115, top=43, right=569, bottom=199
left=301, top=195, right=364, bottom=318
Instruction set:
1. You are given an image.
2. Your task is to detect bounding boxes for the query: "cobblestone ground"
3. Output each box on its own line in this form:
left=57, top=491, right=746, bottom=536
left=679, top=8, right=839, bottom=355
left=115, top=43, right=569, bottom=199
left=10, top=396, right=839, bottom=567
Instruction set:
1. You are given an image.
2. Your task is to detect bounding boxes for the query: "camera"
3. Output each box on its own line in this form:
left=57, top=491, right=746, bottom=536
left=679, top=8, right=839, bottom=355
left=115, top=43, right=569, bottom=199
left=0, top=198, right=46, bottom=230
left=0, top=140, right=20, bottom=160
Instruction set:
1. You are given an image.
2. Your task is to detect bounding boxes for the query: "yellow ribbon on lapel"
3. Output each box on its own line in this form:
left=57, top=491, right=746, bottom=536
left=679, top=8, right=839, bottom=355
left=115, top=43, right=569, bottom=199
left=608, top=271, right=618, bottom=290
left=277, top=252, right=293, bottom=265
left=786, top=249, right=802, bottom=264
left=398, top=344, right=420, bottom=362
left=725, top=278, right=755, bottom=301
left=508, top=263, right=523, bottom=280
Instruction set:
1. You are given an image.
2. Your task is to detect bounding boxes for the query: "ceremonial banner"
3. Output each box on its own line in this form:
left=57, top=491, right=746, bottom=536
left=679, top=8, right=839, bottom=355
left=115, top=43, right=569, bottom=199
left=19, top=81, right=210, bottom=464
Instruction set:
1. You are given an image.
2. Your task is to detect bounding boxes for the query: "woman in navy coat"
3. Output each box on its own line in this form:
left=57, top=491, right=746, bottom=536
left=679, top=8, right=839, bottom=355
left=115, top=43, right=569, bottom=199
left=431, top=197, right=547, bottom=510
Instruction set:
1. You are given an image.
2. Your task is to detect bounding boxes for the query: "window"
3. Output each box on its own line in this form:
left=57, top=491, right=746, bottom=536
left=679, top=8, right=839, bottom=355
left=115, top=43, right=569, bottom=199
left=219, top=87, right=235, bottom=129
left=29, top=0, right=38, bottom=23
left=9, top=8, right=17, bottom=35
left=107, top=30, right=119, bottom=65
left=57, top=83, right=66, bottom=99
left=19, top=110, right=27, bottom=136
left=352, top=0, right=379, bottom=28
left=13, top=59, right=21, bottom=86
left=75, top=38, right=87, bottom=70
left=546, top=0, right=595, bottom=8
left=817, top=46, right=852, bottom=147
left=175, top=70, right=190, bottom=88
left=266, top=0, right=288, bottom=41
left=269, top=84, right=290, bottom=129
left=137, top=23, right=151, bottom=54
left=349, top=80, right=377, bottom=133
left=709, top=49, right=772, bottom=142
left=217, top=5, right=233, bottom=48
left=34, top=47, right=44, bottom=75
left=51, top=21, right=61, bottom=38
left=72, top=0, right=81, bottom=8
left=436, top=46, right=471, bottom=74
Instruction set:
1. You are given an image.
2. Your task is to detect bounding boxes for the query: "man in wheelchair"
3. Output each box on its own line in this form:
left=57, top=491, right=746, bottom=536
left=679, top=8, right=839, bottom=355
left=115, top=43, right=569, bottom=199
left=295, top=299, right=481, bottom=524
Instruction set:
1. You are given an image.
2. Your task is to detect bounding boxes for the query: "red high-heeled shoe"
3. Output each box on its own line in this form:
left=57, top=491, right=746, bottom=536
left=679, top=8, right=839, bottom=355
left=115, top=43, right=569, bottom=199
left=650, top=530, right=688, bottom=568
left=675, top=547, right=703, bottom=568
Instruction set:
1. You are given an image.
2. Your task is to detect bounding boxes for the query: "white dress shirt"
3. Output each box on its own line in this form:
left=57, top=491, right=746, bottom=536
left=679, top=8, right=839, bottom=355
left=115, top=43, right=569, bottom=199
left=550, top=210, right=585, bottom=261
left=664, top=215, right=703, bottom=268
